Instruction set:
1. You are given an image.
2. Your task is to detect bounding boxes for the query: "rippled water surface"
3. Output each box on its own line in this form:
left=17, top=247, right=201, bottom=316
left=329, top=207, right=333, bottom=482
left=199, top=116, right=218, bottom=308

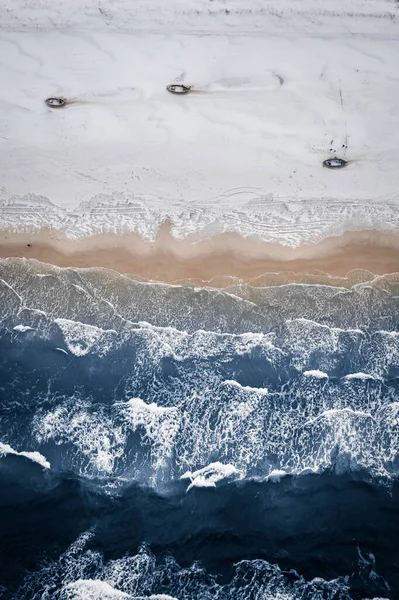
left=1, top=259, right=398, bottom=599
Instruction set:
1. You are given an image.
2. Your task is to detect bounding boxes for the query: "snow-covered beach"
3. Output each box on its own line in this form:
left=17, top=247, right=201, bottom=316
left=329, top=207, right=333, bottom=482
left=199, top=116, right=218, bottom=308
left=1, top=0, right=399, bottom=246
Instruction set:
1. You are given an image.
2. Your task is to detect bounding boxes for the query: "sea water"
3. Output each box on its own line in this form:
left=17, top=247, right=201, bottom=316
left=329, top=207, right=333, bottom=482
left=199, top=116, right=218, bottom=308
left=0, top=258, right=398, bottom=599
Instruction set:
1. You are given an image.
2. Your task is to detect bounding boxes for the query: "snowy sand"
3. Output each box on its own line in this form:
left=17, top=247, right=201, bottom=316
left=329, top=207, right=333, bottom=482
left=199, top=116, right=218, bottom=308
left=0, top=0, right=399, bottom=244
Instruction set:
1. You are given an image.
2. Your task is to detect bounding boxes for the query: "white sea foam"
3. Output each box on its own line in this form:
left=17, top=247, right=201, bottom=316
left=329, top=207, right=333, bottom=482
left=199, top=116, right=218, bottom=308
left=288, top=318, right=363, bottom=336
left=284, top=319, right=365, bottom=372
left=34, top=397, right=180, bottom=483
left=3, top=261, right=399, bottom=485
left=181, top=462, right=241, bottom=492
left=344, top=373, right=379, bottom=381
left=266, top=469, right=288, bottom=483
left=55, top=347, right=69, bottom=355
left=309, top=408, right=373, bottom=423
left=61, top=579, right=130, bottom=599
left=13, top=324, right=34, bottom=332
left=375, top=330, right=399, bottom=338
left=17, top=530, right=354, bottom=600
left=134, top=597, right=178, bottom=600
left=147, top=596, right=178, bottom=600
left=303, top=370, right=329, bottom=379
left=119, top=398, right=176, bottom=417
left=139, top=324, right=283, bottom=367
left=0, top=442, right=50, bottom=469
left=30, top=356, right=399, bottom=484
left=35, top=400, right=125, bottom=474
left=55, top=318, right=117, bottom=357
left=115, top=398, right=180, bottom=483
left=2, top=259, right=398, bottom=337
left=364, top=331, right=399, bottom=377
left=296, top=409, right=377, bottom=476
left=222, top=380, right=268, bottom=394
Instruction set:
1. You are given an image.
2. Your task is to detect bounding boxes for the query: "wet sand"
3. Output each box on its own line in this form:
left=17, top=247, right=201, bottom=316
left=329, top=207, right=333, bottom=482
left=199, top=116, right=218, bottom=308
left=1, top=226, right=399, bottom=286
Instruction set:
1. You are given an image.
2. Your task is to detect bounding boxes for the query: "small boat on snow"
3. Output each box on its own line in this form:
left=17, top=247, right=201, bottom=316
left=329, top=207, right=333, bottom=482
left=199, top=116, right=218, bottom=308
left=166, top=84, right=192, bottom=95
left=45, top=97, right=66, bottom=108
left=323, top=158, right=348, bottom=169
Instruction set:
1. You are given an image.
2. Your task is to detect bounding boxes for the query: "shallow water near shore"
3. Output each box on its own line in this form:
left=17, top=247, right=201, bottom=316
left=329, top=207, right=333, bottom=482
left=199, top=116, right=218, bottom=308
left=2, top=228, right=399, bottom=284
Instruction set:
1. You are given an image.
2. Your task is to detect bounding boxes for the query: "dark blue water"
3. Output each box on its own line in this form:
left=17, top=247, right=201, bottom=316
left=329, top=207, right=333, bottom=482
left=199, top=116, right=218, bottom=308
left=1, top=259, right=399, bottom=599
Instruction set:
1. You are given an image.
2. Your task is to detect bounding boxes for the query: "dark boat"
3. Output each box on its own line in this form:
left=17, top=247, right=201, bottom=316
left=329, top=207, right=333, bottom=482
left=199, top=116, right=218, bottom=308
left=45, top=97, right=66, bottom=108
left=166, top=84, right=191, bottom=95
left=323, top=158, right=348, bottom=169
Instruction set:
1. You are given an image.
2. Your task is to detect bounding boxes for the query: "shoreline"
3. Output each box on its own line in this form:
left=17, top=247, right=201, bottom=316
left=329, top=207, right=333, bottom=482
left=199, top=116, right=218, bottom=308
left=1, top=227, right=399, bottom=286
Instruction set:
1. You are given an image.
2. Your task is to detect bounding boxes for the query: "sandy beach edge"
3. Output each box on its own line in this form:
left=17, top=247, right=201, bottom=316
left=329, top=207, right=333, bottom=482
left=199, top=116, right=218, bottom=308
left=1, top=227, right=399, bottom=287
